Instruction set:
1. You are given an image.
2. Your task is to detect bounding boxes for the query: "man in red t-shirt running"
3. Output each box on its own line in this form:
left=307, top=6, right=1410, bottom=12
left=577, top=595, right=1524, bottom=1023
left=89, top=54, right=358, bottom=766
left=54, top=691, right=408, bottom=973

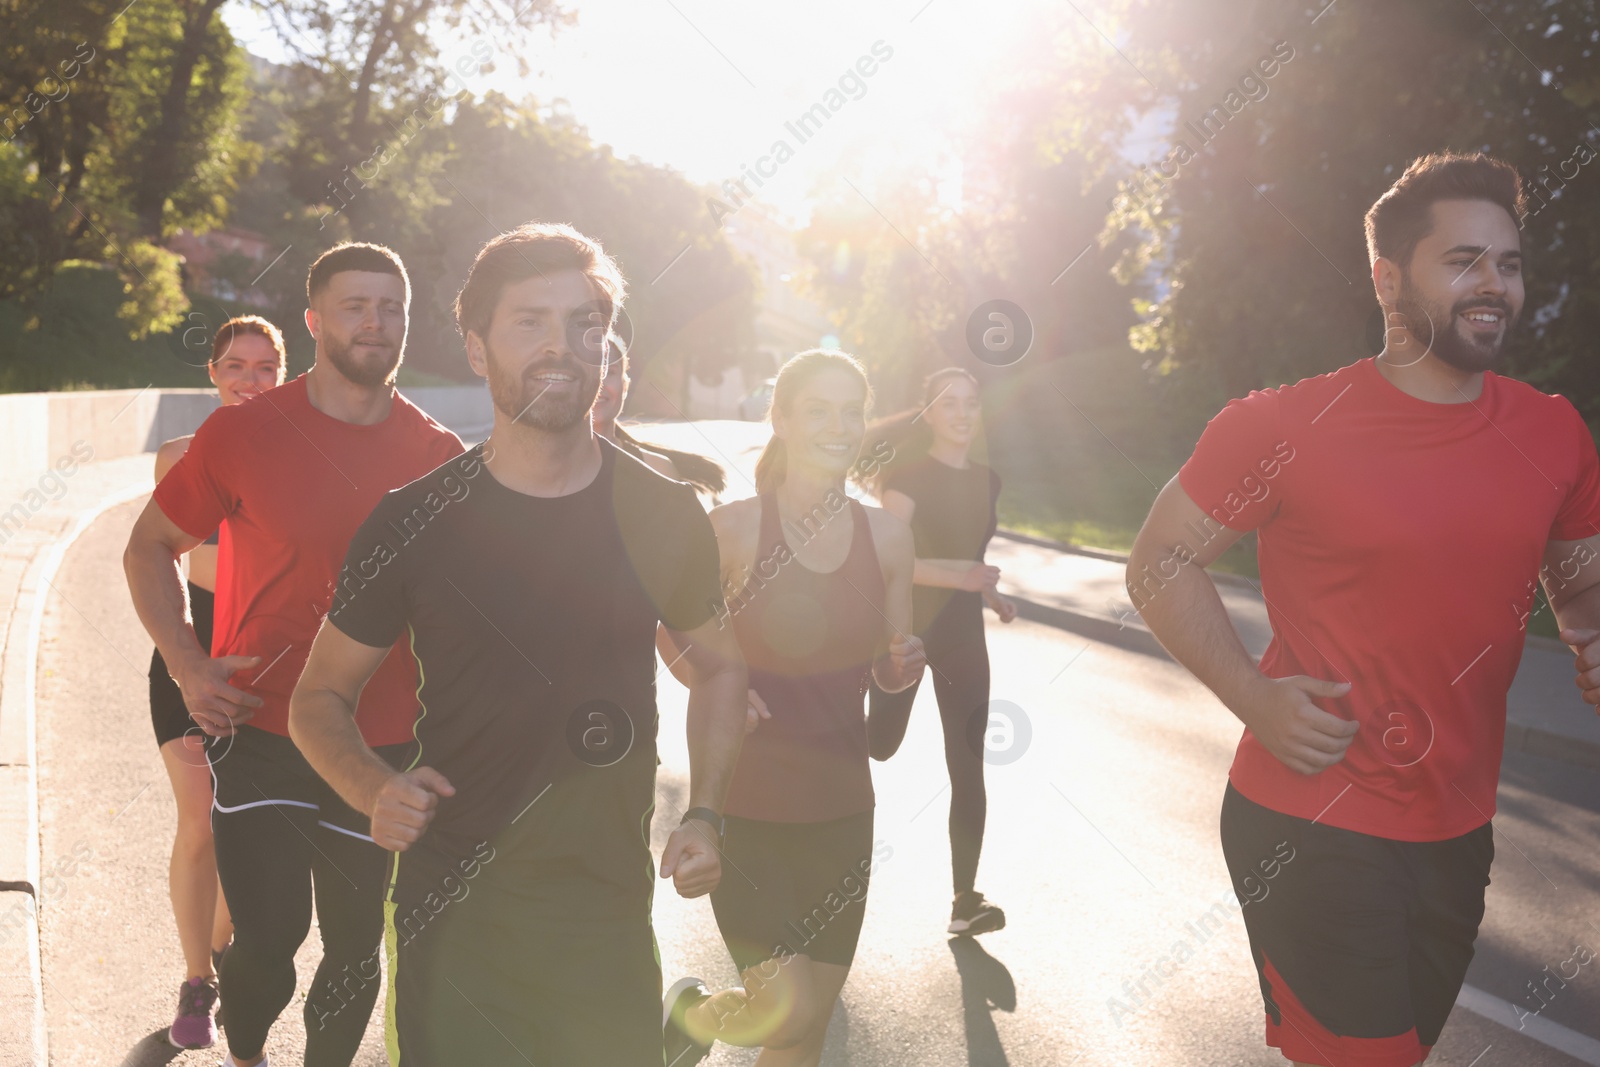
left=1130, top=152, right=1600, bottom=1067
left=125, top=243, right=463, bottom=1067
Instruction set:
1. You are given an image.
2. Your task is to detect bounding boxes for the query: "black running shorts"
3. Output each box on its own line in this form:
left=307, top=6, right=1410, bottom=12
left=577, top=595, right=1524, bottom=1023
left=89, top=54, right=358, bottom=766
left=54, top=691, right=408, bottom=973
left=149, top=582, right=214, bottom=749
left=710, top=810, right=875, bottom=974
left=1220, top=783, right=1493, bottom=1067
left=149, top=652, right=197, bottom=749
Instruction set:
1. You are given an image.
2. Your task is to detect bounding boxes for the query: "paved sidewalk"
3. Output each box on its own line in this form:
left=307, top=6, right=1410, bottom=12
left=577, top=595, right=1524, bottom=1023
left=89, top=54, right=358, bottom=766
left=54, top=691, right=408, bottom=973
left=988, top=530, right=1600, bottom=772
left=0, top=454, right=154, bottom=1067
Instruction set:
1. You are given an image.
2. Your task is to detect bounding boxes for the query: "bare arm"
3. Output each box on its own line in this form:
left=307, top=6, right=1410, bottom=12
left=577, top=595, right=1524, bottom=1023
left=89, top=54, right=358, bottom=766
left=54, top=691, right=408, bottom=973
left=153, top=435, right=218, bottom=591
left=124, top=498, right=260, bottom=734
left=671, top=614, right=748, bottom=820
left=289, top=621, right=455, bottom=851
left=658, top=499, right=752, bottom=697
left=656, top=623, right=697, bottom=687
left=869, top=508, right=926, bottom=693
left=1129, top=476, right=1355, bottom=774
left=656, top=508, right=750, bottom=899
left=1542, top=534, right=1600, bottom=710
left=153, top=436, right=192, bottom=483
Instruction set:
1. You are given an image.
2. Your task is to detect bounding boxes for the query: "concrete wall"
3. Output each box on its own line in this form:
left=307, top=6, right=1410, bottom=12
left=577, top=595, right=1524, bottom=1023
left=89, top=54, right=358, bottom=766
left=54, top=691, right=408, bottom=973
left=0, top=386, right=493, bottom=492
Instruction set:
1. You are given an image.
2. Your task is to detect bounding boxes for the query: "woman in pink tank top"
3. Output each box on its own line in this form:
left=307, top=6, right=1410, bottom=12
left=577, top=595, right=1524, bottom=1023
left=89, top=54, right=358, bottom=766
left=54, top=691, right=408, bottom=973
left=660, top=349, right=924, bottom=1067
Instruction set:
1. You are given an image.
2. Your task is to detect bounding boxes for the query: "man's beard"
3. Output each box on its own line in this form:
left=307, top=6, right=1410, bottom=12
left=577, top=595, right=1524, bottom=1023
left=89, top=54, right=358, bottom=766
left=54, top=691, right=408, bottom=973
left=323, top=331, right=403, bottom=387
left=1392, top=274, right=1517, bottom=374
left=485, top=342, right=603, bottom=431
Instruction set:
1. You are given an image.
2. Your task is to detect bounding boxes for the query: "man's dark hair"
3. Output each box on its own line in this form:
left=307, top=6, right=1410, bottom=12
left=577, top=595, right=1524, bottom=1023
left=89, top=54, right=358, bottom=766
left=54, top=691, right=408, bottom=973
left=453, top=222, right=627, bottom=341
left=1364, top=152, right=1527, bottom=269
left=306, top=242, right=411, bottom=304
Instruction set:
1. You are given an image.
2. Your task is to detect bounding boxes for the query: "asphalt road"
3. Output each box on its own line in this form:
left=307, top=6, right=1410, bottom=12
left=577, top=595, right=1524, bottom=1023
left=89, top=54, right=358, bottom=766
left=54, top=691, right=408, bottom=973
left=32, top=453, right=1600, bottom=1066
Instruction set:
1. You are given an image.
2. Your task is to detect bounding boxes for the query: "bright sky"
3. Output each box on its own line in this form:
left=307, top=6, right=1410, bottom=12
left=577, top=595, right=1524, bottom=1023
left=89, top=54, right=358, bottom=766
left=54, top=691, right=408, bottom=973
left=226, top=0, right=1054, bottom=224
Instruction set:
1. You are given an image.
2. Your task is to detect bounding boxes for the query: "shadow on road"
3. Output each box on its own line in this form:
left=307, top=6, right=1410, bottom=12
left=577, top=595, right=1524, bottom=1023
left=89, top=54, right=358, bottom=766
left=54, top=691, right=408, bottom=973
left=948, top=937, right=1015, bottom=1066
left=116, top=1029, right=183, bottom=1067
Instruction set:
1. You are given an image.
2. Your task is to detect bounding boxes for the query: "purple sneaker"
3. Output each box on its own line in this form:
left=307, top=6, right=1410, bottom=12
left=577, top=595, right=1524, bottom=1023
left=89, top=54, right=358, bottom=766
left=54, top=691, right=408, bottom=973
left=167, top=975, right=219, bottom=1049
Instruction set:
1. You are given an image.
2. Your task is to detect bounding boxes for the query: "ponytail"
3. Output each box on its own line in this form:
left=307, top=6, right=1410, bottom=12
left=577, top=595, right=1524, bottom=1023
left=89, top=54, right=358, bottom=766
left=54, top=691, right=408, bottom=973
left=754, top=437, right=787, bottom=496
left=614, top=423, right=728, bottom=496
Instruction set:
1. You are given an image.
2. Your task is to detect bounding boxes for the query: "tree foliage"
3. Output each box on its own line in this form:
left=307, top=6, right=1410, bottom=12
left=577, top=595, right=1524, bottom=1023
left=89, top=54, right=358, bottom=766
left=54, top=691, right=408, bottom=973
left=0, top=0, right=254, bottom=336
left=1097, top=0, right=1600, bottom=423
left=799, top=0, right=1600, bottom=442
left=0, top=0, right=757, bottom=390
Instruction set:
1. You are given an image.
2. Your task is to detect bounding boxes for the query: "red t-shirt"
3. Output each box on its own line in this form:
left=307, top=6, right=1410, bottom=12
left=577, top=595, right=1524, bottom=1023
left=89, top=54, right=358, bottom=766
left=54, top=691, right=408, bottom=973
left=1179, top=357, right=1600, bottom=841
left=154, top=374, right=464, bottom=745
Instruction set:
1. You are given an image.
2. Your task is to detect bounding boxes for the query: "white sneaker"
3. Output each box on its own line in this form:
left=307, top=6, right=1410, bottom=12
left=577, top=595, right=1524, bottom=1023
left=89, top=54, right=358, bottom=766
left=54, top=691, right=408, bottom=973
left=220, top=1055, right=269, bottom=1067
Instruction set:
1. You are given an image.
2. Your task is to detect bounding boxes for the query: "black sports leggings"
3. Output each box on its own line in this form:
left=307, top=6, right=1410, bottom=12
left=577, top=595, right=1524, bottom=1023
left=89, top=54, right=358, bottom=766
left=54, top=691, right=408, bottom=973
left=208, top=727, right=408, bottom=1065
left=867, top=610, right=990, bottom=895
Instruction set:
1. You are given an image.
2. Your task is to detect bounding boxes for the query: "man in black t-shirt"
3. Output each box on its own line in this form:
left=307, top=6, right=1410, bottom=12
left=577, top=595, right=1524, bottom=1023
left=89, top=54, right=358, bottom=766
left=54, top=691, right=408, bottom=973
left=289, top=223, right=748, bottom=1066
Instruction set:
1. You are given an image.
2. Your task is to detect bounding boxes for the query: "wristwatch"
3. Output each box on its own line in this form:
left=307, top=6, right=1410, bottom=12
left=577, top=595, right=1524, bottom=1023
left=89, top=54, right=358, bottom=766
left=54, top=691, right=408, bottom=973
left=679, top=806, right=724, bottom=844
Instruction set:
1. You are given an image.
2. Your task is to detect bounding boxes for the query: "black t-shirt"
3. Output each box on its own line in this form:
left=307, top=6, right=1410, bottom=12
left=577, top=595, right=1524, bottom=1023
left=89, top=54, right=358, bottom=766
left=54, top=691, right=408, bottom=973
left=883, top=455, right=1001, bottom=634
left=327, top=439, right=723, bottom=909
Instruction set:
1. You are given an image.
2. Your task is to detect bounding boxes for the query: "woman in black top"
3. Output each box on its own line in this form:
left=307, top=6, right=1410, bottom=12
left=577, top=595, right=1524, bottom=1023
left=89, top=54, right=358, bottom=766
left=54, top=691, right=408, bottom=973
left=860, top=367, right=1016, bottom=937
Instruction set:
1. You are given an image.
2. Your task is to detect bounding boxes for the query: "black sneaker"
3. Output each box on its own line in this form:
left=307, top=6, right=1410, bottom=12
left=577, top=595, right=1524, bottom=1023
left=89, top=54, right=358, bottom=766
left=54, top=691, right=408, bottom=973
left=948, top=890, right=1006, bottom=936
left=663, top=976, right=713, bottom=1066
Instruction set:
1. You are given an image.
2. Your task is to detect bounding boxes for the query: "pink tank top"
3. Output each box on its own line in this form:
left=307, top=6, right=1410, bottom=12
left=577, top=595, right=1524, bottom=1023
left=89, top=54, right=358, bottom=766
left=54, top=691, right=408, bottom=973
left=723, top=492, right=885, bottom=822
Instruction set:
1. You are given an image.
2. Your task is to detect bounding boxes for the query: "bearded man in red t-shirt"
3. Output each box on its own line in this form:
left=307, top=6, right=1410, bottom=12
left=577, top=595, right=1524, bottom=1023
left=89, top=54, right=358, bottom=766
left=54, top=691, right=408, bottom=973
left=125, top=243, right=463, bottom=1067
left=1130, top=152, right=1600, bottom=1067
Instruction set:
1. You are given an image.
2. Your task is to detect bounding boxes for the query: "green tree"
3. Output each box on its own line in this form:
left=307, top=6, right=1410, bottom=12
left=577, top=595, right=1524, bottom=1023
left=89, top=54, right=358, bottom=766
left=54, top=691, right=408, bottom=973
left=0, top=0, right=254, bottom=336
left=253, top=0, right=566, bottom=234
left=219, top=66, right=758, bottom=386
left=1096, top=0, right=1600, bottom=421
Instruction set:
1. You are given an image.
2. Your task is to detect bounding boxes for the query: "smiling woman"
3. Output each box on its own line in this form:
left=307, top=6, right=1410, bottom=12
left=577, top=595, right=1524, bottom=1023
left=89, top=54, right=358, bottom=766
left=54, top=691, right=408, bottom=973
left=207, top=316, right=286, bottom=405
left=659, top=347, right=927, bottom=1067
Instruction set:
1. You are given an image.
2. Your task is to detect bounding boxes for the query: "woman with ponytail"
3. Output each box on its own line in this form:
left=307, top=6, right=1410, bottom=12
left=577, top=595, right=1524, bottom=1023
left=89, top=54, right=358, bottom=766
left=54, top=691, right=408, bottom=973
left=863, top=367, right=1015, bottom=938
left=659, top=349, right=924, bottom=1067
left=592, top=332, right=727, bottom=501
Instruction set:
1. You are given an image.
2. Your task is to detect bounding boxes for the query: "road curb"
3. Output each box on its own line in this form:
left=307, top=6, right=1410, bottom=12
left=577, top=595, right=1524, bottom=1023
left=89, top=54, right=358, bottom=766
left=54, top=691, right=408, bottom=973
left=996, top=529, right=1600, bottom=776
left=0, top=482, right=150, bottom=1067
